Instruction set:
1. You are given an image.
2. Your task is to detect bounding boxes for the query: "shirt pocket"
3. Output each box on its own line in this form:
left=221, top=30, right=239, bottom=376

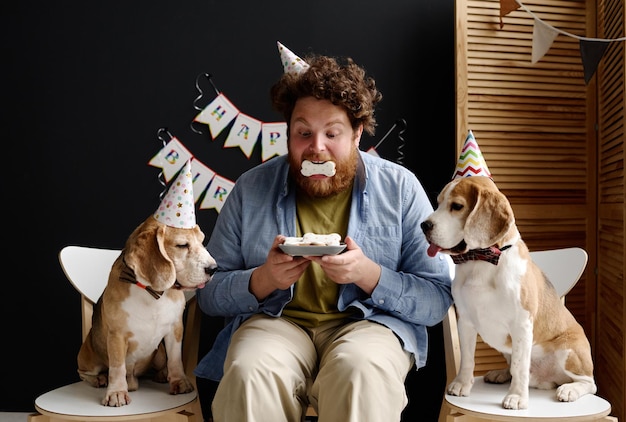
left=361, top=225, right=401, bottom=267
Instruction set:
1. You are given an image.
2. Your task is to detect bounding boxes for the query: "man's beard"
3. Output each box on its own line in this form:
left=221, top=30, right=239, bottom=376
left=288, top=147, right=358, bottom=198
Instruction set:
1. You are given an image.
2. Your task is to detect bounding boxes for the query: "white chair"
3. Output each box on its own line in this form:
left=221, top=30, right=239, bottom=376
left=29, top=245, right=204, bottom=422
left=439, top=247, right=617, bottom=422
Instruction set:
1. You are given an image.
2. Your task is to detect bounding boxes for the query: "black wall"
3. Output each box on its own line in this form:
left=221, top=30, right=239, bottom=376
left=4, top=1, right=455, bottom=420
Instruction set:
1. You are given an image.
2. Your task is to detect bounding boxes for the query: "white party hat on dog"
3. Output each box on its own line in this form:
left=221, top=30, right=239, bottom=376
left=277, top=41, right=309, bottom=74
left=452, top=130, right=492, bottom=179
left=153, top=160, right=196, bottom=229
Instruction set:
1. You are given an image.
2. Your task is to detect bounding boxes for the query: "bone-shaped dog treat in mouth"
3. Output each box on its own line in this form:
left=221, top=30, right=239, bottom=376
left=300, top=160, right=336, bottom=177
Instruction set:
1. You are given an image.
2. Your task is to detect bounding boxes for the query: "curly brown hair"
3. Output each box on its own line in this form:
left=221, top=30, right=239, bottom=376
left=270, top=55, right=382, bottom=136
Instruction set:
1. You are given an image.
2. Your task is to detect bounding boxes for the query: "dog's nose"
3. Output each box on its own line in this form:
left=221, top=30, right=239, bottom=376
left=206, top=265, right=217, bottom=276
left=420, top=220, right=433, bottom=234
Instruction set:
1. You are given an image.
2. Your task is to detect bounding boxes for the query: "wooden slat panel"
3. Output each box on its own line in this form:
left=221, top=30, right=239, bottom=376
left=595, top=0, right=625, bottom=419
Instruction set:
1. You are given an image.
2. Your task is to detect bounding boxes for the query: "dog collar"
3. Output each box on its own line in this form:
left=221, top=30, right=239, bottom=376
left=451, top=245, right=512, bottom=266
left=119, top=255, right=163, bottom=300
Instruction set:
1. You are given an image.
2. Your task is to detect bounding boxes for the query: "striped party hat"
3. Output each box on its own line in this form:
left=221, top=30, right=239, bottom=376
left=153, top=160, right=197, bottom=229
left=277, top=41, right=309, bottom=74
left=452, top=130, right=492, bottom=179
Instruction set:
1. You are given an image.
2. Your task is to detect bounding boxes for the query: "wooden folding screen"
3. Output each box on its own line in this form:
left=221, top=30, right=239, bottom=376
left=455, top=0, right=624, bottom=420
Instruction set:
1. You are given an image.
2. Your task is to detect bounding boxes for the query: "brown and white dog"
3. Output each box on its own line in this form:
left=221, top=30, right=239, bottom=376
left=77, top=215, right=217, bottom=407
left=420, top=176, right=596, bottom=409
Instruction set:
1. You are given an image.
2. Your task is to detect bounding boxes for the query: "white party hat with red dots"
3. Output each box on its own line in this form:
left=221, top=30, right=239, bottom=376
left=452, top=130, right=492, bottom=179
left=277, top=41, right=309, bottom=74
left=153, top=160, right=196, bottom=229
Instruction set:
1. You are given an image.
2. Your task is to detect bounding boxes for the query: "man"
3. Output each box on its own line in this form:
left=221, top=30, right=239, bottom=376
left=195, top=44, right=453, bottom=422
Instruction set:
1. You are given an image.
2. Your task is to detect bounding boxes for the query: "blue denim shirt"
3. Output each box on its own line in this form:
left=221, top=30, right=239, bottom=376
left=195, top=151, right=453, bottom=381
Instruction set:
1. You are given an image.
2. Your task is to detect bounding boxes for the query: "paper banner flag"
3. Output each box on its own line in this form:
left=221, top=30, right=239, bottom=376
left=223, top=113, right=262, bottom=158
left=531, top=18, right=559, bottom=64
left=148, top=137, right=194, bottom=182
left=189, top=159, right=217, bottom=202
left=580, top=39, right=610, bottom=84
left=200, top=174, right=235, bottom=213
left=261, top=122, right=288, bottom=162
left=499, top=0, right=520, bottom=28
left=452, top=130, right=492, bottom=179
left=194, top=93, right=239, bottom=139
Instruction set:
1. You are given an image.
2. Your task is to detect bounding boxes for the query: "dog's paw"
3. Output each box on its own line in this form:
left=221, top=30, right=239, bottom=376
left=556, top=381, right=596, bottom=402
left=502, top=393, right=528, bottom=410
left=102, top=390, right=131, bottom=407
left=447, top=377, right=474, bottom=396
left=484, top=368, right=512, bottom=384
left=169, top=377, right=195, bottom=395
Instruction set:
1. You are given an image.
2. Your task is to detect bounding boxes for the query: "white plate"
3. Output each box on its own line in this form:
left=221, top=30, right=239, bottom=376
left=279, top=244, right=347, bottom=256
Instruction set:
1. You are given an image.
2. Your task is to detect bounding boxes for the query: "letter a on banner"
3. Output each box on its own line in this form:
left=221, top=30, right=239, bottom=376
left=223, top=113, right=262, bottom=158
left=194, top=93, right=239, bottom=139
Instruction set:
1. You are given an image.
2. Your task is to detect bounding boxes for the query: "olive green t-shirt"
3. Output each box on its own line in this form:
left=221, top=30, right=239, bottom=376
left=282, top=186, right=356, bottom=327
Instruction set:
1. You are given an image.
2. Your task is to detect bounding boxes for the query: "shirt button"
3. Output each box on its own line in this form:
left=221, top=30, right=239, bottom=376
left=378, top=299, right=384, bottom=304
left=248, top=306, right=254, bottom=311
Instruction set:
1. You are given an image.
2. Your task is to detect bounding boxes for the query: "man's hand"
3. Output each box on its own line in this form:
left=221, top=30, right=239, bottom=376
left=249, top=235, right=311, bottom=300
left=305, top=236, right=381, bottom=295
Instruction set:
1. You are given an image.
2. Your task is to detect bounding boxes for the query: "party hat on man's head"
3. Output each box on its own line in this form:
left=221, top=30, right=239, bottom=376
left=277, top=41, right=309, bottom=74
left=452, top=130, right=492, bottom=179
left=153, top=160, right=196, bottom=229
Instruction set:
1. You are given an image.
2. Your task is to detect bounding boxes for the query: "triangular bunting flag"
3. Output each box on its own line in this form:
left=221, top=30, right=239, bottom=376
left=261, top=122, right=288, bottom=162
left=580, top=39, right=610, bottom=84
left=499, top=0, right=520, bottom=29
left=531, top=18, right=559, bottom=64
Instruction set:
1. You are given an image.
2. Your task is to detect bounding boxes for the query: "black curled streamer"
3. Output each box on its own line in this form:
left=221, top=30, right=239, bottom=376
left=190, top=73, right=221, bottom=135
left=372, top=118, right=407, bottom=166
left=156, top=127, right=174, bottom=199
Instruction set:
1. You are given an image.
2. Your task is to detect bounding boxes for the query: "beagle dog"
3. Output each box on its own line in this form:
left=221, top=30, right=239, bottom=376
left=77, top=215, right=217, bottom=407
left=420, top=176, right=596, bottom=409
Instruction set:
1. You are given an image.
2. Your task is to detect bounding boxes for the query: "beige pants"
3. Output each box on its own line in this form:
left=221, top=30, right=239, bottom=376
left=212, top=314, right=414, bottom=422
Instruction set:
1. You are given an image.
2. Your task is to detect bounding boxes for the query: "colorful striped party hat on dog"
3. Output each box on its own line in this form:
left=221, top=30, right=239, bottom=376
left=153, top=160, right=196, bottom=229
left=452, top=130, right=492, bottom=179
left=277, top=41, right=309, bottom=74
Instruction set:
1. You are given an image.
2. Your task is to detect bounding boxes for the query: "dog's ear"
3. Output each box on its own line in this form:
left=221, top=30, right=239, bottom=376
left=125, top=220, right=176, bottom=289
left=464, top=185, right=515, bottom=248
